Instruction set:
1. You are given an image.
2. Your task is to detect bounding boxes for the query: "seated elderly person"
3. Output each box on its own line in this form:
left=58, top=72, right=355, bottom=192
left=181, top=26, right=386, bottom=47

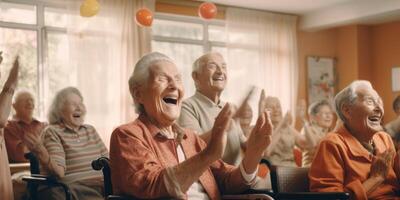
left=178, top=52, right=247, bottom=166
left=25, top=87, right=108, bottom=200
left=4, top=89, right=47, bottom=163
left=110, top=52, right=272, bottom=199
left=301, top=99, right=334, bottom=167
left=309, top=80, right=400, bottom=199
left=385, top=95, right=400, bottom=149
left=261, top=95, right=307, bottom=167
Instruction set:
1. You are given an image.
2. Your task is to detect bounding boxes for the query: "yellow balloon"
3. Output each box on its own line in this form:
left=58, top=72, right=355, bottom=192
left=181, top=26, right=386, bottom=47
left=80, top=0, right=100, bottom=17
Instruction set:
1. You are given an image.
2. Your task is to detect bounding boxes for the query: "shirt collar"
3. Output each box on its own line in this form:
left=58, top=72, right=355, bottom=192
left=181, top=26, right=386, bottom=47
left=194, top=91, right=224, bottom=109
left=12, top=116, right=41, bottom=125
left=139, top=114, right=187, bottom=142
left=337, top=124, right=387, bottom=159
left=57, top=123, right=87, bottom=133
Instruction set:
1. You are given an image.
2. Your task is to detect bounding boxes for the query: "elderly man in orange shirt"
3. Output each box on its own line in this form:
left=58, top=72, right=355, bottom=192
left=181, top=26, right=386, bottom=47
left=309, top=80, right=400, bottom=200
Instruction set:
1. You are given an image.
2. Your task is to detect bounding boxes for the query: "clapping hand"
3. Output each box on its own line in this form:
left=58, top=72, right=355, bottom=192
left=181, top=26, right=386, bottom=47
left=246, top=110, right=273, bottom=156
left=370, top=149, right=395, bottom=179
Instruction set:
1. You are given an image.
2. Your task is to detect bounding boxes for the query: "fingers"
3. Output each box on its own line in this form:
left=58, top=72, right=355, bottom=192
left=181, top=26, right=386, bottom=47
left=233, top=87, right=255, bottom=118
left=213, top=103, right=234, bottom=135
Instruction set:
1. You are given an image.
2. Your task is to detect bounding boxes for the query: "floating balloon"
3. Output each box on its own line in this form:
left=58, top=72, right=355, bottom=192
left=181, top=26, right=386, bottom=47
left=80, top=0, right=100, bottom=17
left=135, top=8, right=153, bottom=27
left=198, top=2, right=217, bottom=20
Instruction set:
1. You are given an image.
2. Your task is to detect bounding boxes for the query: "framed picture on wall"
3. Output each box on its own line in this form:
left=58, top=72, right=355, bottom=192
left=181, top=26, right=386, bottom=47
left=392, top=67, right=400, bottom=92
left=307, top=56, right=336, bottom=104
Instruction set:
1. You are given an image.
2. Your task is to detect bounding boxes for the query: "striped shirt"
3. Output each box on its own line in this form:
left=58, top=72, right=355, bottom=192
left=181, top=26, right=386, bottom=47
left=42, top=124, right=108, bottom=183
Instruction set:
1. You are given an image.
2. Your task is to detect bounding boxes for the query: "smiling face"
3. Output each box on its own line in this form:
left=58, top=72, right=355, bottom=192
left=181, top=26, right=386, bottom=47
left=60, top=92, right=86, bottom=130
left=13, top=92, right=35, bottom=119
left=194, top=53, right=227, bottom=95
left=311, top=105, right=333, bottom=129
left=136, top=60, right=184, bottom=127
left=264, top=97, right=283, bottom=125
left=343, top=85, right=384, bottom=139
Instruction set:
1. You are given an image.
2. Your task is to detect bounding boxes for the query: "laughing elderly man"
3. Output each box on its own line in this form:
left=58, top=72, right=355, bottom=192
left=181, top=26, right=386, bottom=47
left=309, top=80, right=400, bottom=200
left=178, top=52, right=247, bottom=166
left=110, top=52, right=272, bottom=199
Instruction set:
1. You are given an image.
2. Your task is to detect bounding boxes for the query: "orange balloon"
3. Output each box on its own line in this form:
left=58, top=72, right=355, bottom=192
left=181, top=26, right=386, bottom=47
left=198, top=2, right=217, bottom=20
left=135, top=8, right=153, bottom=27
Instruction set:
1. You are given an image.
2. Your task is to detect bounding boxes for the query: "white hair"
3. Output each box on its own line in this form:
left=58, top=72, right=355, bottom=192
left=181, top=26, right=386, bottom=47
left=308, top=99, right=332, bottom=116
left=334, top=80, right=373, bottom=122
left=191, top=52, right=224, bottom=90
left=12, top=89, right=35, bottom=105
left=128, top=52, right=174, bottom=114
left=48, top=87, right=83, bottom=125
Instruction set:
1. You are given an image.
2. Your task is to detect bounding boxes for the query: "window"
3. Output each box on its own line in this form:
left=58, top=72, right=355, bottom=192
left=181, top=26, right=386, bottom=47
left=0, top=0, right=68, bottom=119
left=151, top=13, right=226, bottom=98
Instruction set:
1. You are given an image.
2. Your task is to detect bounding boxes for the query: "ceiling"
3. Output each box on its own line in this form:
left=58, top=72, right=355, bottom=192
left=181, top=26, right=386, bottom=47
left=207, top=0, right=400, bottom=31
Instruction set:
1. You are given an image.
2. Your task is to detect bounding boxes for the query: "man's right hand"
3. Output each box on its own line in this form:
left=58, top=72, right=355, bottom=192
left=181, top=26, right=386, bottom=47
left=370, top=149, right=395, bottom=179
left=205, top=103, right=234, bottom=161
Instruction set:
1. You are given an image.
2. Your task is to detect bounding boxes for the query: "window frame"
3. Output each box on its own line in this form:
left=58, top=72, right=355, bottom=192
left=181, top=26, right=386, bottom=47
left=0, top=0, right=67, bottom=119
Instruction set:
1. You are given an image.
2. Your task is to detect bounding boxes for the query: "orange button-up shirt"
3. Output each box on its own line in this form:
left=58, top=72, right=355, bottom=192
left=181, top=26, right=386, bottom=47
left=4, top=118, right=46, bottom=163
left=309, top=125, right=400, bottom=200
left=109, top=115, right=251, bottom=200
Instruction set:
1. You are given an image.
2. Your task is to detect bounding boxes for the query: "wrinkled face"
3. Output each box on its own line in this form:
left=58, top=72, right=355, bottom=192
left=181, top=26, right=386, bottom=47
left=343, top=85, right=384, bottom=137
left=60, top=93, right=86, bottom=129
left=137, top=61, right=184, bottom=126
left=265, top=97, right=282, bottom=124
left=194, top=53, right=227, bottom=94
left=312, top=105, right=333, bottom=129
left=14, top=92, right=35, bottom=118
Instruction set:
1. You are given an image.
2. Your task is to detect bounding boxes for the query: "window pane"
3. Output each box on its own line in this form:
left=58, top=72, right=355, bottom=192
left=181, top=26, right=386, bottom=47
left=152, top=19, right=203, bottom=40
left=45, top=7, right=67, bottom=28
left=0, top=2, right=36, bottom=24
left=0, top=27, right=38, bottom=115
left=46, top=32, right=74, bottom=114
left=152, top=41, right=203, bottom=98
left=209, top=25, right=226, bottom=42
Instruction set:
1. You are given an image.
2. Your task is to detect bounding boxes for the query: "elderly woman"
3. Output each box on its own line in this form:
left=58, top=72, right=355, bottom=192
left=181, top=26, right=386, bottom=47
left=109, top=52, right=272, bottom=199
left=0, top=53, right=19, bottom=200
left=25, top=87, right=108, bottom=200
left=301, top=100, right=334, bottom=167
left=261, top=96, right=307, bottom=167
left=309, top=80, right=400, bottom=200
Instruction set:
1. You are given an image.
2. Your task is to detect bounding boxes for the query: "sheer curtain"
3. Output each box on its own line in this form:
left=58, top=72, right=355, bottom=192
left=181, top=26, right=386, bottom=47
left=64, top=0, right=153, bottom=146
left=224, top=8, right=298, bottom=117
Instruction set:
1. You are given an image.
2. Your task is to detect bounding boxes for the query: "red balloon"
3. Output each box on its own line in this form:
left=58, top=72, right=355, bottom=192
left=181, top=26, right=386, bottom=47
left=135, top=8, right=153, bottom=27
left=198, top=2, right=217, bottom=20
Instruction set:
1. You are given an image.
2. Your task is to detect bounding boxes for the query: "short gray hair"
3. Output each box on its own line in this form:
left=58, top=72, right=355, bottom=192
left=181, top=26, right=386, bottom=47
left=48, top=87, right=83, bottom=125
left=128, top=52, right=174, bottom=114
left=308, top=99, right=332, bottom=116
left=334, top=80, right=373, bottom=122
left=12, top=89, right=35, bottom=105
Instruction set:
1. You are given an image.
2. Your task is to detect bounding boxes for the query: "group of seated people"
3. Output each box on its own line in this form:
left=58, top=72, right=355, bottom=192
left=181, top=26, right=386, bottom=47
left=1, top=50, right=400, bottom=200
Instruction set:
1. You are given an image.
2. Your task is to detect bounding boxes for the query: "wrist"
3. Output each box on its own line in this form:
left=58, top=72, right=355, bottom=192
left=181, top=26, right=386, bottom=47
left=2, top=86, right=15, bottom=95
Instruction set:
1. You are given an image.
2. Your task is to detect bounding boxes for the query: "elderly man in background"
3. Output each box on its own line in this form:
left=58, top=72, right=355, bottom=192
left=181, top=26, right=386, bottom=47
left=0, top=53, right=19, bottom=200
left=385, top=95, right=400, bottom=149
left=110, top=52, right=272, bottom=199
left=309, top=80, right=400, bottom=200
left=24, top=87, right=108, bottom=200
left=4, top=90, right=47, bottom=163
left=178, top=52, right=247, bottom=166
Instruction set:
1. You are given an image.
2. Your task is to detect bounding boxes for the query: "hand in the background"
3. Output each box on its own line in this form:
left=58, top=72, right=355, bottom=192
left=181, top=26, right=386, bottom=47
left=258, top=89, right=266, bottom=117
left=0, top=51, right=3, bottom=64
left=4, top=56, right=19, bottom=89
left=282, top=111, right=293, bottom=128
left=296, top=99, right=307, bottom=123
left=23, top=131, right=43, bottom=153
left=234, top=86, right=255, bottom=119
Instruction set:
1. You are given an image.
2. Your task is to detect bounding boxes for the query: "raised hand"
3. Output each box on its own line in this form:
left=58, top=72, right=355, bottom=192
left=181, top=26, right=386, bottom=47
left=258, top=89, right=266, bottom=117
left=5, top=56, right=19, bottom=89
left=205, top=103, right=234, bottom=161
left=234, top=86, right=255, bottom=119
left=370, top=150, right=395, bottom=179
left=0, top=51, right=3, bottom=64
left=282, top=111, right=293, bottom=128
left=23, top=132, right=43, bottom=153
left=296, top=99, right=307, bottom=123
left=246, top=110, right=273, bottom=156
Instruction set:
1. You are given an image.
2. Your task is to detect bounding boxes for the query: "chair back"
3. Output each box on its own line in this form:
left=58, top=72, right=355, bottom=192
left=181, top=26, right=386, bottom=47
left=25, top=152, right=40, bottom=174
left=92, top=157, right=113, bottom=197
left=270, top=165, right=309, bottom=193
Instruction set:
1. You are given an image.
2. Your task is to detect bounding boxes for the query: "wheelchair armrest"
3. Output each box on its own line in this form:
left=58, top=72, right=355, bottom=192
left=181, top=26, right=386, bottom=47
left=22, top=175, right=72, bottom=200
left=243, top=188, right=274, bottom=196
left=277, top=192, right=350, bottom=200
left=107, top=195, right=141, bottom=200
left=221, top=188, right=275, bottom=200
